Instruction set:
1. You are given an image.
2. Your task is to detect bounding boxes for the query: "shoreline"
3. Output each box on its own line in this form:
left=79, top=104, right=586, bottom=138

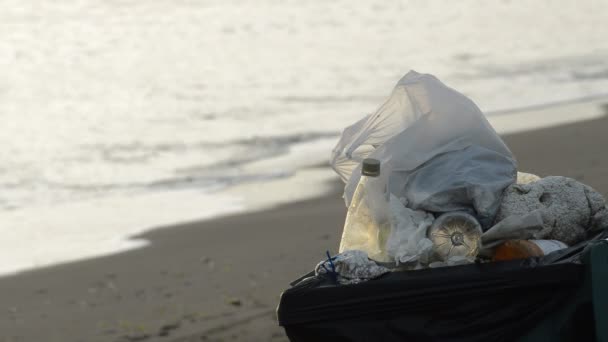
left=485, top=93, right=608, bottom=116
left=1, top=96, right=607, bottom=278
left=2, top=100, right=608, bottom=341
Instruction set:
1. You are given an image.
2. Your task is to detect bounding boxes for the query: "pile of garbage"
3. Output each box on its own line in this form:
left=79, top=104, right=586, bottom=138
left=321, top=71, right=608, bottom=284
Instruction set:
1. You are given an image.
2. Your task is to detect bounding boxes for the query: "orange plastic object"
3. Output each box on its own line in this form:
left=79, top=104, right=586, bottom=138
left=493, top=240, right=544, bottom=261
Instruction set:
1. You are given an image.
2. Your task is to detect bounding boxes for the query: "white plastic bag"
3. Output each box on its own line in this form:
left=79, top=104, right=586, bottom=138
left=385, top=195, right=435, bottom=264
left=331, top=71, right=516, bottom=228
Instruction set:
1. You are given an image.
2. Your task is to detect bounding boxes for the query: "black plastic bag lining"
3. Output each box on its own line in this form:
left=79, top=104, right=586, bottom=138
left=278, top=260, right=583, bottom=342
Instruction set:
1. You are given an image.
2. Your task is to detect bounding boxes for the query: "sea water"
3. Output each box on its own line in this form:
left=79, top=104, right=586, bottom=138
left=0, top=0, right=607, bottom=275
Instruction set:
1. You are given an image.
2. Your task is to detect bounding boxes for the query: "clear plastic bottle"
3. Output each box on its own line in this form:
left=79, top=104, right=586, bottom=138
left=339, top=158, right=391, bottom=262
left=427, top=212, right=482, bottom=262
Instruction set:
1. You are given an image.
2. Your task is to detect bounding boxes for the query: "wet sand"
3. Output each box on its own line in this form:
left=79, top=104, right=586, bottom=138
left=1, top=110, right=608, bottom=342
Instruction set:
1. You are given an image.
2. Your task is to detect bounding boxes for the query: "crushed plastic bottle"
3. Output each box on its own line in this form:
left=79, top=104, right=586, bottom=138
left=339, top=158, right=391, bottom=262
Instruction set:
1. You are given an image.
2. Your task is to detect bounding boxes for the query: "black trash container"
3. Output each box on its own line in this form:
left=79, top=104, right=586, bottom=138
left=277, top=241, right=608, bottom=342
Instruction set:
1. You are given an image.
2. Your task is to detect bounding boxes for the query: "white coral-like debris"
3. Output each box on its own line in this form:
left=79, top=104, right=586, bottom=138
left=496, top=176, right=608, bottom=245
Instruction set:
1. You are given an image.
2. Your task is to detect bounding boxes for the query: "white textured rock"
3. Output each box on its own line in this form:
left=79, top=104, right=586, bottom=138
left=496, top=176, right=608, bottom=245
left=517, top=172, right=541, bottom=184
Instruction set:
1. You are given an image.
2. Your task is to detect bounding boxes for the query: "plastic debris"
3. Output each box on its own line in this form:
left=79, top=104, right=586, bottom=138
left=480, top=210, right=545, bottom=253
left=428, top=255, right=473, bottom=268
left=339, top=159, right=391, bottom=261
left=493, top=240, right=568, bottom=261
left=428, top=212, right=482, bottom=262
left=331, top=70, right=516, bottom=229
left=315, top=250, right=390, bottom=285
left=385, top=195, right=435, bottom=264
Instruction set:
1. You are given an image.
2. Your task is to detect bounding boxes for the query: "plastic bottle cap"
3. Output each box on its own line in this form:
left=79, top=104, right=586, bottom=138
left=361, top=158, right=381, bottom=177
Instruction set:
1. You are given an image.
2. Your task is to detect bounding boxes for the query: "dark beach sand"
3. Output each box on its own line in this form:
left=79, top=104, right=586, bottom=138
left=1, top=109, right=608, bottom=342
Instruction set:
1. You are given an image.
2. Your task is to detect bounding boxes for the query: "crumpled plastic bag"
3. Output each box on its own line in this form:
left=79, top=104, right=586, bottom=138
left=386, top=195, right=435, bottom=264
left=331, top=70, right=517, bottom=228
left=315, top=250, right=390, bottom=285
left=478, top=210, right=545, bottom=257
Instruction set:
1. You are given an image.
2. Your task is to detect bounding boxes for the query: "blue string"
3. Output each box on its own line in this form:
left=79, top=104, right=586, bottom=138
left=324, top=250, right=338, bottom=284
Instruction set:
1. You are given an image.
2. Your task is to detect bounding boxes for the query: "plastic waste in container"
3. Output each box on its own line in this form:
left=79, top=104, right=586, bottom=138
left=428, top=212, right=482, bottom=262
left=493, top=240, right=568, bottom=261
left=339, top=158, right=391, bottom=262
left=330, top=70, right=517, bottom=229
